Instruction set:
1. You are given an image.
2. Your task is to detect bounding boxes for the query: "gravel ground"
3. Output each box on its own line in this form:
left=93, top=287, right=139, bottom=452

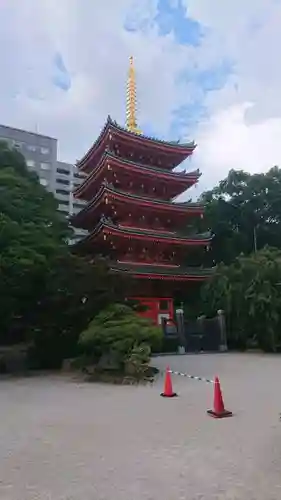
left=1, top=353, right=281, bottom=500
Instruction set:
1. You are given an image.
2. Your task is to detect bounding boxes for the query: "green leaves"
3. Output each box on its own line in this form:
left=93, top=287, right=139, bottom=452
left=79, top=303, right=162, bottom=365
left=0, top=144, right=126, bottom=360
left=0, top=144, right=71, bottom=342
left=200, top=167, right=281, bottom=264
left=202, top=247, right=281, bottom=351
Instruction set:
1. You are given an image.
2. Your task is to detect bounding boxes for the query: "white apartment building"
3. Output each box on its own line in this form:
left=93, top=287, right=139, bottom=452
left=0, top=124, right=86, bottom=218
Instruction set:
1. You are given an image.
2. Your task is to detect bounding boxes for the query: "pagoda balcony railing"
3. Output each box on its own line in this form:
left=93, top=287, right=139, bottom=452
left=74, top=151, right=200, bottom=196
left=72, top=182, right=204, bottom=224
left=91, top=216, right=213, bottom=242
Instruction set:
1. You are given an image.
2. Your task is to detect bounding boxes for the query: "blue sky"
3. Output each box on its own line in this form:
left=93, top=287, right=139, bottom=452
left=0, top=0, right=281, bottom=190
left=53, top=53, right=72, bottom=92
left=52, top=0, right=233, bottom=143
left=155, top=0, right=202, bottom=46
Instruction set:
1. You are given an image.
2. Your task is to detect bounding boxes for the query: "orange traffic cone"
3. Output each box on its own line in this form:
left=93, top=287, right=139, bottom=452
left=207, top=376, right=232, bottom=418
left=160, top=366, right=177, bottom=398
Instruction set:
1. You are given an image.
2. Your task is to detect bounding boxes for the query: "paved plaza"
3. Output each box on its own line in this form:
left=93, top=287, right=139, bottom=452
left=1, top=353, right=281, bottom=499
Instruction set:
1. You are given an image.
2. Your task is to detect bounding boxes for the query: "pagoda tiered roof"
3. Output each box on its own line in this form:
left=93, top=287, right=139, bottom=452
left=77, top=116, right=196, bottom=173
left=73, top=151, right=200, bottom=200
left=110, top=261, right=214, bottom=281
left=71, top=183, right=204, bottom=230
left=72, top=57, right=213, bottom=293
left=75, top=217, right=212, bottom=252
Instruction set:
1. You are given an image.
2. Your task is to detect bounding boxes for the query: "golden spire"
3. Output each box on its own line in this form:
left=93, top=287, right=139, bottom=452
left=126, top=56, right=142, bottom=134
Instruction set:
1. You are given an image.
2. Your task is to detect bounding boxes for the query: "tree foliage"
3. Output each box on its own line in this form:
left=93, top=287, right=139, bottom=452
left=200, top=167, right=281, bottom=264
left=198, top=166, right=281, bottom=352
left=0, top=141, right=69, bottom=342
left=79, top=303, right=162, bottom=368
left=202, top=247, right=281, bottom=351
left=0, top=142, right=129, bottom=367
left=28, top=255, right=129, bottom=368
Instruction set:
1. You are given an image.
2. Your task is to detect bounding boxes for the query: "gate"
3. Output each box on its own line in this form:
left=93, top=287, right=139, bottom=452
left=184, top=317, right=221, bottom=352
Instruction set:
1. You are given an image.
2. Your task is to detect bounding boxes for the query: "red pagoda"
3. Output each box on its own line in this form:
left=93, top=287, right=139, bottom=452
left=71, top=57, right=213, bottom=324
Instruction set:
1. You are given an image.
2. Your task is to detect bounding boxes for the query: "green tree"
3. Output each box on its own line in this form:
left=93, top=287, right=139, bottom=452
left=0, top=141, right=129, bottom=367
left=29, top=256, right=129, bottom=368
left=202, top=247, right=281, bottom=351
left=200, top=167, right=281, bottom=263
left=0, top=141, right=69, bottom=343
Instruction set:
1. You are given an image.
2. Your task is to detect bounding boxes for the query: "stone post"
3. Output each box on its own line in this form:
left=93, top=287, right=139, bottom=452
left=175, top=308, right=186, bottom=353
left=196, top=315, right=206, bottom=352
left=217, top=309, right=228, bottom=352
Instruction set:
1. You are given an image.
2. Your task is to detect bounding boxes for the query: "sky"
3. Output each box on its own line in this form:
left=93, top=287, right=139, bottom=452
left=1, top=0, right=281, bottom=194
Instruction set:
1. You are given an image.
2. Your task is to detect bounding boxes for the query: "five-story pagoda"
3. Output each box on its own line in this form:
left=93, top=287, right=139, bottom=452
left=71, top=57, right=213, bottom=324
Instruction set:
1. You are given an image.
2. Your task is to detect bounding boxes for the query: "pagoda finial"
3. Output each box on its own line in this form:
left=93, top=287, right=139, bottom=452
left=126, top=56, right=142, bottom=135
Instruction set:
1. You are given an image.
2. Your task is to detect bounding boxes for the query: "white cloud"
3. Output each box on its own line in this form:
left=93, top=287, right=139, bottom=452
left=182, top=0, right=281, bottom=188
left=195, top=103, right=281, bottom=191
left=0, top=0, right=194, bottom=162
left=1, top=0, right=281, bottom=192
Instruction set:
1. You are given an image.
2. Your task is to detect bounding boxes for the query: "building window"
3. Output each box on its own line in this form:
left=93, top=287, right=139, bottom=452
left=74, top=172, right=86, bottom=179
left=56, top=178, right=69, bottom=185
left=57, top=167, right=69, bottom=175
left=27, top=159, right=35, bottom=168
left=27, top=144, right=37, bottom=152
left=41, top=162, right=50, bottom=170
left=40, top=178, right=48, bottom=187
left=57, top=199, right=69, bottom=205
left=73, top=199, right=86, bottom=207
left=73, top=207, right=82, bottom=214
left=58, top=204, right=69, bottom=212
left=56, top=188, right=69, bottom=195
left=41, top=147, right=49, bottom=154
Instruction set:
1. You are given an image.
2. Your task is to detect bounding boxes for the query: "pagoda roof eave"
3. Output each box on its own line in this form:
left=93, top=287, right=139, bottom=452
left=77, top=116, right=196, bottom=170
left=71, top=183, right=204, bottom=227
left=110, top=262, right=214, bottom=281
left=73, top=151, right=200, bottom=198
left=75, top=218, right=213, bottom=247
